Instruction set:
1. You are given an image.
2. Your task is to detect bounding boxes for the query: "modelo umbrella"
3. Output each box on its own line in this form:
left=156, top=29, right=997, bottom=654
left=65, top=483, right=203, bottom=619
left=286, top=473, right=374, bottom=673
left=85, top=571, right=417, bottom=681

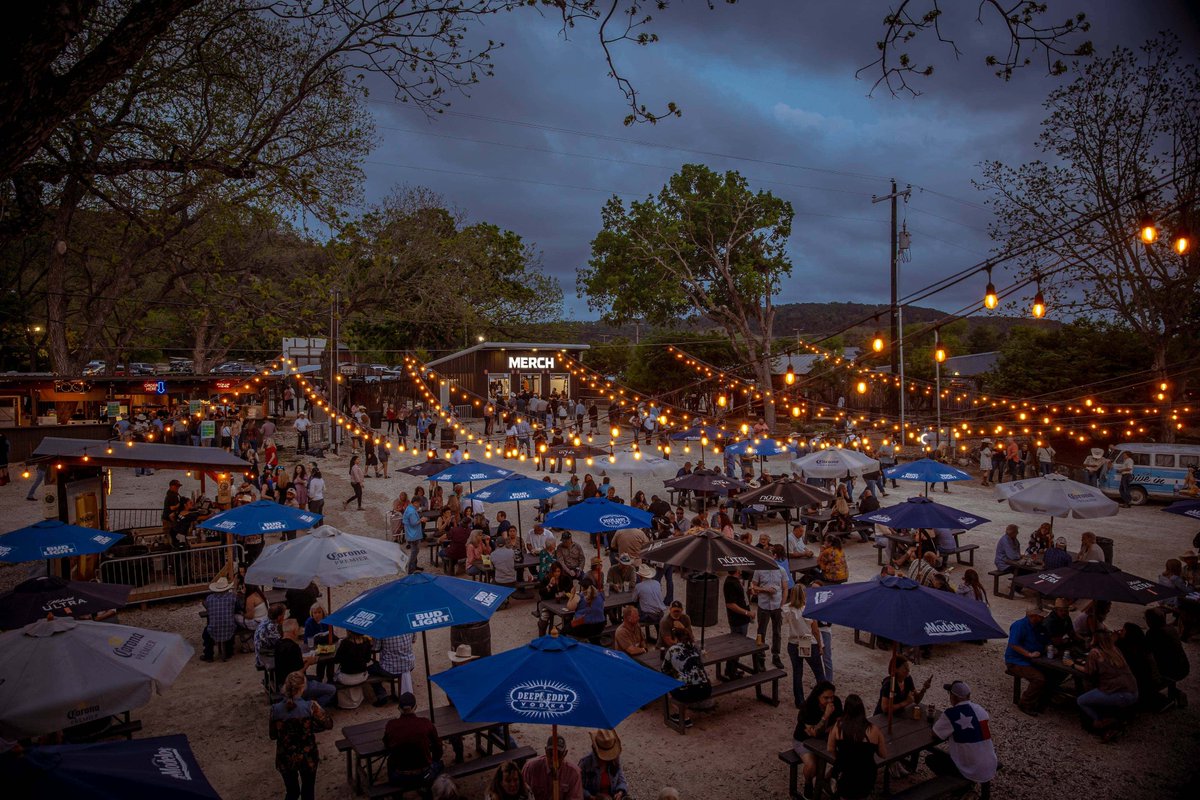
left=994, top=473, right=1119, bottom=519
left=854, top=495, right=990, bottom=531
left=0, top=520, right=121, bottom=563
left=0, top=576, right=132, bottom=630
left=195, top=500, right=321, bottom=536
left=790, top=448, right=879, bottom=479
left=883, top=458, right=973, bottom=496
left=396, top=458, right=452, bottom=477
left=544, top=497, right=654, bottom=534
left=324, top=572, right=513, bottom=719
left=1014, top=561, right=1183, bottom=605
left=0, top=733, right=222, bottom=799
left=641, top=528, right=780, bottom=648
left=0, top=617, right=193, bottom=738
left=1164, top=499, right=1200, bottom=520
left=431, top=631, right=680, bottom=800
left=244, top=525, right=407, bottom=601
left=465, top=474, right=567, bottom=547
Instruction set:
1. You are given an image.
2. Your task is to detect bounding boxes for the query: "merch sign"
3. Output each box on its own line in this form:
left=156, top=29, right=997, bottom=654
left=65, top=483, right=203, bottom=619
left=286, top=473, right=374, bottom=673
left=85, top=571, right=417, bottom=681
left=508, top=355, right=556, bottom=370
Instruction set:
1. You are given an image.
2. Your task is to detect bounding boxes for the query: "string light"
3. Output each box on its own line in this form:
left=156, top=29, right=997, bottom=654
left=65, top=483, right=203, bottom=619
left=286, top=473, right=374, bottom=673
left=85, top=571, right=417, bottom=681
left=1031, top=275, right=1046, bottom=319
left=983, top=266, right=998, bottom=309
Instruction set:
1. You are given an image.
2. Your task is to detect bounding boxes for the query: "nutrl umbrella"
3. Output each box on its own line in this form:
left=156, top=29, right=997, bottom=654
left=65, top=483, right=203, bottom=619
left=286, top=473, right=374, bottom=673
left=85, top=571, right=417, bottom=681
left=244, top=525, right=406, bottom=593
left=195, top=500, right=321, bottom=536
left=0, top=576, right=131, bottom=630
left=0, top=617, right=193, bottom=738
left=883, top=458, right=973, bottom=496
left=854, top=496, right=990, bottom=531
left=544, top=496, right=654, bottom=534
left=325, top=572, right=513, bottom=718
left=0, top=520, right=121, bottom=563
left=465, top=474, right=567, bottom=547
left=0, top=733, right=222, bottom=799
left=1014, top=561, right=1183, bottom=605
left=431, top=631, right=680, bottom=800
left=790, top=448, right=879, bottom=479
left=1164, top=499, right=1200, bottom=520
left=396, top=458, right=452, bottom=477
left=994, top=473, right=1119, bottom=519
left=733, top=478, right=832, bottom=509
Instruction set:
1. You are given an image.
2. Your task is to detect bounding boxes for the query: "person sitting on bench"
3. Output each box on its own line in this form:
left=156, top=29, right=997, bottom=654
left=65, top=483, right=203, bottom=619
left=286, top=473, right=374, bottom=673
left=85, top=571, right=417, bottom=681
left=925, top=680, right=997, bottom=784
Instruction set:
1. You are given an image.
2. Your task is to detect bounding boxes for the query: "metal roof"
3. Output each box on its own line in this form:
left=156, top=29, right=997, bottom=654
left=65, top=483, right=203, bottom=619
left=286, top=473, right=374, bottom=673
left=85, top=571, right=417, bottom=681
left=30, top=437, right=250, bottom=472
left=943, top=351, right=999, bottom=377
left=425, top=341, right=590, bottom=368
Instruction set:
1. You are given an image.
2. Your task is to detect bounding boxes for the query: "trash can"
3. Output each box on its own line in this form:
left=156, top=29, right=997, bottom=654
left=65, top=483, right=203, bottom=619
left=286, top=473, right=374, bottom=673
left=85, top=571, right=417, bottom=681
left=440, top=427, right=455, bottom=449
left=450, top=620, right=492, bottom=658
left=1095, top=536, right=1114, bottom=565
left=686, top=573, right=720, bottom=628
left=369, top=410, right=383, bottom=429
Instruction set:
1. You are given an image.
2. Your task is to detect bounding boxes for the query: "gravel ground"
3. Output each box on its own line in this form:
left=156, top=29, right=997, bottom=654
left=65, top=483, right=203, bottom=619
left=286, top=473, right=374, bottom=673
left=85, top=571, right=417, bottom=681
left=3, top=437, right=1199, bottom=799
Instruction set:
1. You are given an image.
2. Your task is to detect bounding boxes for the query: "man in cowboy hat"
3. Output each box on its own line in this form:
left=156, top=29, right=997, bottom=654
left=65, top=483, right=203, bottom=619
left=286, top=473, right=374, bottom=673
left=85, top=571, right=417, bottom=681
left=447, top=644, right=477, bottom=666
left=631, top=562, right=666, bottom=630
left=1083, top=447, right=1106, bottom=487
left=1045, top=597, right=1083, bottom=650
left=1179, top=549, right=1200, bottom=588
left=578, top=729, right=629, bottom=800
left=201, top=576, right=237, bottom=662
left=293, top=410, right=310, bottom=453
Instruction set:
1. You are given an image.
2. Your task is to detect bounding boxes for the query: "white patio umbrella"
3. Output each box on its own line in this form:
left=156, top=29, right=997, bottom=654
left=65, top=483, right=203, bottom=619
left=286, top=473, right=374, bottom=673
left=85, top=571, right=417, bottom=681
left=605, top=452, right=673, bottom=497
left=0, top=617, right=193, bottom=738
left=790, top=447, right=880, bottom=479
left=994, top=473, right=1120, bottom=519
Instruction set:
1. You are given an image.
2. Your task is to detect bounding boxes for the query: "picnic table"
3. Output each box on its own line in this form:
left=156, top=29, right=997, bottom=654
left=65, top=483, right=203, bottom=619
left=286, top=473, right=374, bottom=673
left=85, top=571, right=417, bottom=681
left=537, top=590, right=634, bottom=629
left=802, top=712, right=946, bottom=797
left=991, top=557, right=1043, bottom=599
left=875, top=531, right=977, bottom=567
left=337, top=704, right=512, bottom=793
left=787, top=555, right=821, bottom=582
left=1009, top=654, right=1089, bottom=705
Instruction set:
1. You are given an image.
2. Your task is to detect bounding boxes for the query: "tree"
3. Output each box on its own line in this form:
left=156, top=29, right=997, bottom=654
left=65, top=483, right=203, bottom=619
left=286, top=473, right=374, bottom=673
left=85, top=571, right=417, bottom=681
left=581, top=164, right=792, bottom=428
left=977, top=36, right=1200, bottom=440
left=983, top=320, right=1145, bottom=401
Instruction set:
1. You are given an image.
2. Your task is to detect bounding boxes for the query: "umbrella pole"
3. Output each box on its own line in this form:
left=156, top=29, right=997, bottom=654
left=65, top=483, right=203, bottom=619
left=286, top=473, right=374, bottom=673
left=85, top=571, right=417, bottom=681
left=422, top=629, right=435, bottom=722
left=888, top=641, right=897, bottom=734
left=552, top=722, right=561, bottom=800
left=516, top=502, right=523, bottom=551
left=700, top=573, right=708, bottom=652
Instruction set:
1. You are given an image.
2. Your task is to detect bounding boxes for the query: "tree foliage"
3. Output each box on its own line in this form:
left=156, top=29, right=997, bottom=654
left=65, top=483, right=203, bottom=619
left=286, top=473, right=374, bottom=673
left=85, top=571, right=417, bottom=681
left=983, top=320, right=1146, bottom=401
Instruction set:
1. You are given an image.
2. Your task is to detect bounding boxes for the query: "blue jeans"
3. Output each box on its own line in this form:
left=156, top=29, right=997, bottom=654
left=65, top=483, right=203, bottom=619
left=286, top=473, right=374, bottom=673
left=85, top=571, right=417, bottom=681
left=819, top=627, right=834, bottom=681
left=303, top=678, right=336, bottom=708
left=26, top=469, right=45, bottom=499
left=1040, top=461, right=1052, bottom=476
left=1077, top=688, right=1137, bottom=722
left=1119, top=474, right=1132, bottom=504
left=656, top=566, right=675, bottom=605
left=866, top=479, right=885, bottom=497
left=406, top=539, right=422, bottom=573
left=787, top=641, right=827, bottom=709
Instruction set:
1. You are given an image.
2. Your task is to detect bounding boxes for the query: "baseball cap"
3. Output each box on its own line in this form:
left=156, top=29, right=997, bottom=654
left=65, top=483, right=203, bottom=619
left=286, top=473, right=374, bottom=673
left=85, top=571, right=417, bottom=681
left=546, top=734, right=567, bottom=751
left=1054, top=536, right=1067, bottom=547
left=560, top=531, right=572, bottom=540
left=169, top=479, right=182, bottom=487
left=669, top=600, right=684, bottom=609
left=943, top=680, right=971, bottom=699
left=397, top=692, right=417, bottom=709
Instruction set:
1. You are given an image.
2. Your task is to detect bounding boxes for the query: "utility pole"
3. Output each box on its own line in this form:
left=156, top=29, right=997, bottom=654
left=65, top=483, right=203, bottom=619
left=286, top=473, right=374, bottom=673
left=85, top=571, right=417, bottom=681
left=329, top=289, right=340, bottom=454
left=872, top=181, right=911, bottom=443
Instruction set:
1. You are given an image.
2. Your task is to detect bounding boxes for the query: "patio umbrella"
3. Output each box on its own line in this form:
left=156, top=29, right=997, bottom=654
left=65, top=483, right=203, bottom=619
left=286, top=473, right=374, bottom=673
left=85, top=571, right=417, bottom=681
left=790, top=448, right=879, bottom=480
left=994, top=473, right=1119, bottom=520
left=544, top=496, right=655, bottom=534
left=195, top=500, right=321, bottom=536
left=0, top=520, right=121, bottom=563
left=883, top=458, right=973, bottom=496
left=0, top=617, right=193, bottom=738
left=670, top=424, right=725, bottom=441
left=663, top=472, right=747, bottom=494
left=465, top=474, right=568, bottom=548
left=1014, top=560, right=1183, bottom=605
left=1164, top=499, right=1200, bottom=520
left=429, top=461, right=514, bottom=495
left=431, top=631, right=680, bottom=800
left=725, top=438, right=797, bottom=458
left=804, top=576, right=1007, bottom=731
left=854, top=495, right=990, bottom=531
left=608, top=452, right=672, bottom=497
left=641, top=528, right=780, bottom=648
left=0, top=576, right=132, bottom=630
left=396, top=458, right=452, bottom=477
left=733, top=478, right=833, bottom=559
left=0, top=733, right=222, bottom=799
left=324, top=573, right=513, bottom=719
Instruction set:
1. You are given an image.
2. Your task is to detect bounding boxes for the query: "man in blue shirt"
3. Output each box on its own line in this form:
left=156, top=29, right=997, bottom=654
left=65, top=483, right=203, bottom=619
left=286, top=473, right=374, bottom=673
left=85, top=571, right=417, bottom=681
left=1004, top=606, right=1058, bottom=715
left=1042, top=536, right=1072, bottom=570
left=993, top=524, right=1022, bottom=573
left=403, top=498, right=424, bottom=574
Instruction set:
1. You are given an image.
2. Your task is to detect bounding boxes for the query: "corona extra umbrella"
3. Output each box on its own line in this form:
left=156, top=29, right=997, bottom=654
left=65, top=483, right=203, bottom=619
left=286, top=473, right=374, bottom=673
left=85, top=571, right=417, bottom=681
left=244, top=525, right=406, bottom=593
left=994, top=473, right=1119, bottom=519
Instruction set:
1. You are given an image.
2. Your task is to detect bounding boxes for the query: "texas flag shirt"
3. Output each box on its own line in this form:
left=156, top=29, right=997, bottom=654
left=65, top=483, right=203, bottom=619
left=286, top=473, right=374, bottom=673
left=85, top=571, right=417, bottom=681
left=932, top=700, right=998, bottom=782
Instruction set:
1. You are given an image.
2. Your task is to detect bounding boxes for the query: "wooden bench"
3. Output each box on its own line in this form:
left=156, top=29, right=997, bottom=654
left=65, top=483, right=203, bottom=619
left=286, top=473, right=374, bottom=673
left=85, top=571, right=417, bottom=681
left=778, top=748, right=804, bottom=799
left=663, top=668, right=786, bottom=734
left=874, top=541, right=889, bottom=565
left=989, top=569, right=1014, bottom=599
left=941, top=543, right=979, bottom=566
left=64, top=716, right=143, bottom=744
left=364, top=746, right=538, bottom=798
left=886, top=774, right=975, bottom=799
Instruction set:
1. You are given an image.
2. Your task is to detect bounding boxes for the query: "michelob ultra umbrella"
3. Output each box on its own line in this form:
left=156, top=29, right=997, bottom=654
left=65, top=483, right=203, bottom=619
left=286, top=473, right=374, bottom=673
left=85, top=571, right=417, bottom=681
left=609, top=451, right=672, bottom=497
left=544, top=496, right=655, bottom=534
left=0, top=520, right=121, bottom=563
left=663, top=472, right=747, bottom=494
left=1014, top=560, right=1182, bottom=605
left=883, top=458, right=973, bottom=496
left=790, top=448, right=879, bottom=479
left=0, top=617, right=193, bottom=738
left=0, top=733, right=222, bottom=799
left=994, top=473, right=1119, bottom=519
left=724, top=438, right=797, bottom=458
left=325, top=572, right=514, bottom=718
left=0, top=576, right=132, bottom=630
left=195, top=500, right=321, bottom=536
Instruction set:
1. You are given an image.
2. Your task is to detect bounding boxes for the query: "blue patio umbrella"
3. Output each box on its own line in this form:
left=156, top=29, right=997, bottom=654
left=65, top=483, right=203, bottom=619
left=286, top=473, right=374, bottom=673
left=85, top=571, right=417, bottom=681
left=324, top=573, right=513, bottom=718
left=1164, top=499, right=1200, bottom=520
left=883, top=458, right=973, bottom=496
left=0, top=520, right=121, bottom=563
left=670, top=424, right=725, bottom=442
left=854, top=495, right=990, bottom=530
left=465, top=474, right=568, bottom=547
left=0, top=733, right=222, bottom=799
left=195, top=500, right=321, bottom=536
left=725, top=438, right=797, bottom=457
left=429, top=461, right=514, bottom=488
left=432, top=630, right=680, bottom=791
left=543, top=496, right=654, bottom=534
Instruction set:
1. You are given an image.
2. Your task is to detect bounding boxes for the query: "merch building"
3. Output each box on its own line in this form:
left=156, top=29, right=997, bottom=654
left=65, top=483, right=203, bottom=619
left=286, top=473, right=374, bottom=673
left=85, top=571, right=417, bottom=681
left=424, top=342, right=591, bottom=406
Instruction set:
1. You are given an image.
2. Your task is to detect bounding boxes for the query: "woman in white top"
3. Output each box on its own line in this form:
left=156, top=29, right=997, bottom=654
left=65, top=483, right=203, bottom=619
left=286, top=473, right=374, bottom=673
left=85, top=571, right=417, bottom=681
left=782, top=585, right=825, bottom=707
left=978, top=442, right=993, bottom=486
left=306, top=466, right=326, bottom=515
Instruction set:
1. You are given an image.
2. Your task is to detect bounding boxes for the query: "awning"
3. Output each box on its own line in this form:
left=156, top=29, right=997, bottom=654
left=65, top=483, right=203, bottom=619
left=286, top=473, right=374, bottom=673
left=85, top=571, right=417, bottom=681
left=29, top=437, right=249, bottom=473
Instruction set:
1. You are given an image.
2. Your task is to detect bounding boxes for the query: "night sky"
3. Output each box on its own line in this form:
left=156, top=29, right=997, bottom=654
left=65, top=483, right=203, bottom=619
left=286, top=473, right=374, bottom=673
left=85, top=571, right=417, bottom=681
left=356, top=1, right=1200, bottom=320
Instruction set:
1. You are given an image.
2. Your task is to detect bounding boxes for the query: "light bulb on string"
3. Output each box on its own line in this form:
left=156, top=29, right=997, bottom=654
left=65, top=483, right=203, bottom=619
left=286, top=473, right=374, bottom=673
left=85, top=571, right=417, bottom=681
left=1031, top=276, right=1046, bottom=319
left=983, top=266, right=998, bottom=309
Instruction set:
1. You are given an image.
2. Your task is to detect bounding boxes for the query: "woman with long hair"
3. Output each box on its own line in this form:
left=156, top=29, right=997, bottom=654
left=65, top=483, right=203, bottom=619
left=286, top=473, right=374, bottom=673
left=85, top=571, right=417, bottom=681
left=566, top=583, right=607, bottom=642
left=783, top=584, right=825, bottom=705
left=343, top=455, right=364, bottom=510
left=466, top=530, right=493, bottom=577
left=429, top=484, right=445, bottom=511
left=956, top=568, right=988, bottom=604
left=827, top=693, right=887, bottom=799
left=485, top=760, right=532, bottom=800
left=268, top=670, right=332, bottom=800
left=816, top=535, right=848, bottom=584
left=292, top=464, right=309, bottom=510
left=306, top=467, right=325, bottom=515
left=793, top=681, right=842, bottom=799
left=1077, top=629, right=1138, bottom=738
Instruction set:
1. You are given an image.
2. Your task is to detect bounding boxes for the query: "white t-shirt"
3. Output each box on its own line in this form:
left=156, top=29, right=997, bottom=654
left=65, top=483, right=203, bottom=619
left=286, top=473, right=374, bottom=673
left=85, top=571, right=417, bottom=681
left=932, top=700, right=997, bottom=782
left=294, top=417, right=310, bottom=432
left=527, top=530, right=556, bottom=552
left=307, top=477, right=325, bottom=501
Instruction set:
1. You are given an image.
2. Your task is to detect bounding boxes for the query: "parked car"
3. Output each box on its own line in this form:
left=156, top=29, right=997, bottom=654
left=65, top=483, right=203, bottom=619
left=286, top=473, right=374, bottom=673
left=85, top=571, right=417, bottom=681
left=1100, top=443, right=1200, bottom=505
left=128, top=362, right=156, bottom=376
left=167, top=360, right=194, bottom=374
left=82, top=360, right=105, bottom=376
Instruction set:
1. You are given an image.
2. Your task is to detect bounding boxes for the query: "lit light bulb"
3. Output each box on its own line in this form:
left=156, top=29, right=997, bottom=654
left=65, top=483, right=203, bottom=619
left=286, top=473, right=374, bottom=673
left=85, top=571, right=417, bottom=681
left=1031, top=290, right=1046, bottom=319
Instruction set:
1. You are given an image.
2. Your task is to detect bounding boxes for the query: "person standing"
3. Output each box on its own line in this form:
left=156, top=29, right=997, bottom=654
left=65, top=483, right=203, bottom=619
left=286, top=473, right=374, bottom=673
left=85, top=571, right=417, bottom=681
left=1083, top=448, right=1106, bottom=487
left=978, top=440, right=993, bottom=487
left=722, top=569, right=754, bottom=679
left=162, top=479, right=183, bottom=539
left=343, top=455, right=364, bottom=510
left=268, top=671, right=332, bottom=800
left=293, top=412, right=310, bottom=454
left=751, top=562, right=786, bottom=669
left=782, top=585, right=825, bottom=705
left=1113, top=450, right=1134, bottom=507
left=306, top=467, right=325, bottom=515
left=1036, top=442, right=1056, bottom=476
left=924, top=680, right=998, bottom=784
left=201, top=576, right=238, bottom=662
left=403, top=496, right=424, bottom=574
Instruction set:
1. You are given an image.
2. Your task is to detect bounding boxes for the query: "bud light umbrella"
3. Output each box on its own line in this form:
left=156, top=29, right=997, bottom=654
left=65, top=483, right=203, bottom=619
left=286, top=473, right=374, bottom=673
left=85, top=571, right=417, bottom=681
left=544, top=496, right=654, bottom=534
left=1014, top=560, right=1183, bottom=605
left=0, top=617, right=193, bottom=738
left=0, top=576, right=132, bottom=630
left=790, top=448, right=880, bottom=480
left=324, top=573, right=514, bottom=719
left=725, top=438, right=797, bottom=458
left=854, top=495, right=990, bottom=531
left=465, top=474, right=567, bottom=548
left=195, top=499, right=321, bottom=536
left=0, top=520, right=121, bottom=563
left=396, top=457, right=452, bottom=477
left=1164, top=499, right=1200, bottom=520
left=641, top=528, right=781, bottom=648
left=804, top=576, right=1007, bottom=731
left=0, top=733, right=222, bottom=799
left=883, top=458, right=973, bottom=497
left=431, top=631, right=680, bottom=800
left=994, top=473, right=1119, bottom=521
left=670, top=424, right=725, bottom=442
left=430, top=461, right=514, bottom=495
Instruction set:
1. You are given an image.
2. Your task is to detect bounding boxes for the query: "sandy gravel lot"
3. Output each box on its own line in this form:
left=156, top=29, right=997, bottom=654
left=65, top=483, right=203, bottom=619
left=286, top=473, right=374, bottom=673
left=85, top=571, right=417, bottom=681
left=3, top=435, right=1199, bottom=799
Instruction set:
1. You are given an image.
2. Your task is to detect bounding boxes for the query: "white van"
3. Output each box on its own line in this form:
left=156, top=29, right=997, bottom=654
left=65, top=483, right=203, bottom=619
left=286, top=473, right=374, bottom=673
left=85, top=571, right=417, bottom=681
left=1101, top=443, right=1200, bottom=505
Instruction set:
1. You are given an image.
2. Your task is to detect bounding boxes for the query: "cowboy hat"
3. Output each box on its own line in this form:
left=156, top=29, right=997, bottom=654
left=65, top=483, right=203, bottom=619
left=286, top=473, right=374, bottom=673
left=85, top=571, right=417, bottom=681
left=636, top=563, right=656, bottom=580
left=589, top=729, right=622, bottom=761
left=448, top=644, right=476, bottom=663
left=1090, top=448, right=1104, bottom=459
left=1180, top=549, right=1199, bottom=561
left=618, top=553, right=633, bottom=565
left=208, top=576, right=233, bottom=593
